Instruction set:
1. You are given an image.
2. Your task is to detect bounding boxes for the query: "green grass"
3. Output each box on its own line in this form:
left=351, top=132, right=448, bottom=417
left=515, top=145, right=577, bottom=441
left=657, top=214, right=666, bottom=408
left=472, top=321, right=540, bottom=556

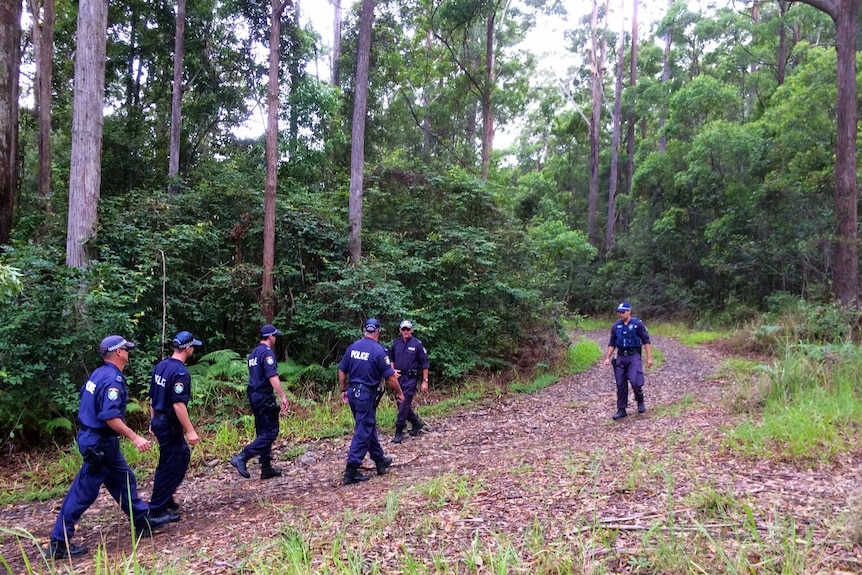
left=566, top=338, right=602, bottom=374
left=510, top=373, right=558, bottom=393
left=726, top=342, right=862, bottom=461
left=649, top=321, right=731, bottom=348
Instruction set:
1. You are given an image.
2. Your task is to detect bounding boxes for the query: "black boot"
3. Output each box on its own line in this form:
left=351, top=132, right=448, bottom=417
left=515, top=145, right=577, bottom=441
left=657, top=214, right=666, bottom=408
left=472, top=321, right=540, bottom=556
left=343, top=465, right=370, bottom=485
left=409, top=419, right=425, bottom=437
left=260, top=458, right=282, bottom=480
left=148, top=508, right=181, bottom=523
left=637, top=400, right=646, bottom=414
left=375, top=456, right=393, bottom=475
left=230, top=453, right=250, bottom=478
left=49, top=539, right=88, bottom=559
left=613, top=408, right=628, bottom=420
left=392, top=426, right=404, bottom=444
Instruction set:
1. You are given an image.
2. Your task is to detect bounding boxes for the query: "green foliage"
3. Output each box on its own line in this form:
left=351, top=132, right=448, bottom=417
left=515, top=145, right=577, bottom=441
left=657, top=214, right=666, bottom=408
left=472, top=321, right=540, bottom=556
left=0, top=245, right=147, bottom=446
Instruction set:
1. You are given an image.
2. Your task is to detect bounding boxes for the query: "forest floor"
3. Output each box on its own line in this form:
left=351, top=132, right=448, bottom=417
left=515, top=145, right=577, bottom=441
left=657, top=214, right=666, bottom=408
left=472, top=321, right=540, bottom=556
left=2, top=330, right=862, bottom=574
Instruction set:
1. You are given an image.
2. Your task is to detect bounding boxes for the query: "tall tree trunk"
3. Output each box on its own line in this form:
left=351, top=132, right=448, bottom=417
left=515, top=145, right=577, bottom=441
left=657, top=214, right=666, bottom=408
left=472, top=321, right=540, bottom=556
left=422, top=27, right=432, bottom=157
left=658, top=0, right=672, bottom=154
left=168, top=0, right=186, bottom=195
left=798, top=0, right=859, bottom=306
left=480, top=9, right=495, bottom=181
left=0, top=0, right=19, bottom=246
left=777, top=0, right=789, bottom=85
left=288, top=1, right=300, bottom=159
left=348, top=0, right=374, bottom=266
left=331, top=0, right=341, bottom=86
left=66, top=0, right=108, bottom=268
left=606, top=2, right=625, bottom=254
left=624, top=0, right=637, bottom=198
left=33, top=0, right=54, bottom=211
left=262, top=0, right=290, bottom=322
left=587, top=0, right=608, bottom=247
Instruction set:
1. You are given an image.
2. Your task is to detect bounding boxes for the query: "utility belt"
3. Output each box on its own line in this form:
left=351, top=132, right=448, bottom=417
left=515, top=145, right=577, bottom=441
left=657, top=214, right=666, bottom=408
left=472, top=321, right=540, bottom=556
left=248, top=386, right=273, bottom=396
left=618, top=348, right=641, bottom=357
left=405, top=369, right=420, bottom=377
left=81, top=425, right=117, bottom=438
left=152, top=411, right=177, bottom=422
left=349, top=382, right=381, bottom=391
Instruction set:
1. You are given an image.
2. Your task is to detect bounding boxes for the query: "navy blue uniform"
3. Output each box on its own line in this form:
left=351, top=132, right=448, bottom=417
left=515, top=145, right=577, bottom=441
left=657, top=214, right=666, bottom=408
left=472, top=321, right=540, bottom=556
left=148, top=357, right=191, bottom=513
left=609, top=317, right=651, bottom=409
left=50, top=364, right=149, bottom=542
left=240, top=343, right=281, bottom=463
left=339, top=337, right=395, bottom=468
left=389, top=336, right=429, bottom=430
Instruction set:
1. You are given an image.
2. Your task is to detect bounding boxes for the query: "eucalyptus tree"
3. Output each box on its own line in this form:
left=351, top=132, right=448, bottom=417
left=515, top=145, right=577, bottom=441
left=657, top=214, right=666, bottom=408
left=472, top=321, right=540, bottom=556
left=431, top=0, right=534, bottom=180
left=262, top=0, right=293, bottom=321
left=0, top=0, right=20, bottom=246
left=30, top=0, right=54, bottom=208
left=168, top=0, right=186, bottom=194
left=65, top=0, right=107, bottom=268
left=348, top=0, right=374, bottom=265
left=796, top=0, right=860, bottom=307
left=605, top=0, right=625, bottom=253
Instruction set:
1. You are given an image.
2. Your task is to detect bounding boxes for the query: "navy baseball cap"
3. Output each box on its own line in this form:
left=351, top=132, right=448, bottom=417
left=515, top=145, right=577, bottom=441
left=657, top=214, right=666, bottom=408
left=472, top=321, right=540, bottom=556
left=617, top=302, right=632, bottom=312
left=365, top=318, right=381, bottom=333
left=173, top=331, right=202, bottom=349
left=261, top=324, right=282, bottom=337
left=99, top=335, right=136, bottom=356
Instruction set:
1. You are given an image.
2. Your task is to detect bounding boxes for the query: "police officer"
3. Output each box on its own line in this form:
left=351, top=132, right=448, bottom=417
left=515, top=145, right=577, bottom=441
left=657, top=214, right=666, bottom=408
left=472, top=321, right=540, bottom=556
left=604, top=302, right=653, bottom=420
left=148, top=331, right=202, bottom=520
left=230, top=324, right=289, bottom=480
left=338, top=318, right=404, bottom=484
left=47, top=335, right=173, bottom=559
left=389, top=320, right=430, bottom=443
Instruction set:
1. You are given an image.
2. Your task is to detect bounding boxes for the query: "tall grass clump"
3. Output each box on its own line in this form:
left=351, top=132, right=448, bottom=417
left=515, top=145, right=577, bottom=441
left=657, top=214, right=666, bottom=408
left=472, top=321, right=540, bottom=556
left=727, top=301, right=862, bottom=461
left=566, top=338, right=602, bottom=375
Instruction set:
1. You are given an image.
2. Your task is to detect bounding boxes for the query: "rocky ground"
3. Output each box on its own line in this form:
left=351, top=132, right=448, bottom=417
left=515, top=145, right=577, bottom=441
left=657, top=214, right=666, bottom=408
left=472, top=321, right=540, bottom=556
left=2, top=331, right=862, bottom=573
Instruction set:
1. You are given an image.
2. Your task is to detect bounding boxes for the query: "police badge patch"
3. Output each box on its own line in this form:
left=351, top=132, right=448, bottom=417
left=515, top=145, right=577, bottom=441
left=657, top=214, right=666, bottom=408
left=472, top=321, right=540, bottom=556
left=173, top=382, right=185, bottom=394
left=266, top=356, right=275, bottom=365
left=107, top=388, right=120, bottom=401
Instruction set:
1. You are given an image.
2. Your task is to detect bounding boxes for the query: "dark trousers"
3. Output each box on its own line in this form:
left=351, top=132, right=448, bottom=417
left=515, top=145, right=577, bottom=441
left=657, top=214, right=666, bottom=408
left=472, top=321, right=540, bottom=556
left=395, top=377, right=421, bottom=429
left=50, top=431, right=149, bottom=542
left=346, top=385, right=385, bottom=468
left=613, top=354, right=645, bottom=409
left=149, top=417, right=190, bottom=512
left=241, top=391, right=279, bottom=462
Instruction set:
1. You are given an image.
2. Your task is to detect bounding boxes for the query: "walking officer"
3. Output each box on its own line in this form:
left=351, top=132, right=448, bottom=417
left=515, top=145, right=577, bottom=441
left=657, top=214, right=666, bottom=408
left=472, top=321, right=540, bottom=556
left=148, top=331, right=202, bottom=520
left=389, top=320, right=429, bottom=443
left=604, top=302, right=653, bottom=420
left=338, top=318, right=404, bottom=484
left=230, top=325, right=289, bottom=480
left=47, top=335, right=173, bottom=559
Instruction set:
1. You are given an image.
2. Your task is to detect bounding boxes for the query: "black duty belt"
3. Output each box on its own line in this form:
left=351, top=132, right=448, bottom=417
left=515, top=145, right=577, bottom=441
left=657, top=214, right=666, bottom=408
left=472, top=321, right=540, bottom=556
left=349, top=382, right=381, bottom=390
left=618, top=348, right=641, bottom=356
left=152, top=412, right=177, bottom=422
left=82, top=426, right=117, bottom=437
